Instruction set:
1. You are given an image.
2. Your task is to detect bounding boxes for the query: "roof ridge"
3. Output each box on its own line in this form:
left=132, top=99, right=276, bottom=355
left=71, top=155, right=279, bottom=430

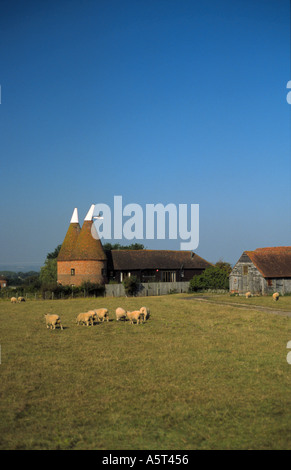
left=110, top=249, right=198, bottom=253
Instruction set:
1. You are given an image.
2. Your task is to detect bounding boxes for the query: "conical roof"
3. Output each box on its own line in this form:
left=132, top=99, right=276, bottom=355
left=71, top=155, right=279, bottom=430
left=57, top=208, right=81, bottom=261
left=70, top=204, right=107, bottom=261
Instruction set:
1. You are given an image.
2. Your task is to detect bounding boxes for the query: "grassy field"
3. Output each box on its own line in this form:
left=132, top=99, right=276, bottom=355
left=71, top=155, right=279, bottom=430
left=1, top=293, right=291, bottom=450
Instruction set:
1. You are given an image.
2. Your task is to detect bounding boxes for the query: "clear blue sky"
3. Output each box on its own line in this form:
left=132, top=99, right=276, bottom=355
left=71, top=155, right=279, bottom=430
left=0, top=0, right=290, bottom=270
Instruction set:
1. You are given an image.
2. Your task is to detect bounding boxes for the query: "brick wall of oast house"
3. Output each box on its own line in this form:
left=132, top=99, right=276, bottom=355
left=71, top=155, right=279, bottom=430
left=57, top=259, right=107, bottom=286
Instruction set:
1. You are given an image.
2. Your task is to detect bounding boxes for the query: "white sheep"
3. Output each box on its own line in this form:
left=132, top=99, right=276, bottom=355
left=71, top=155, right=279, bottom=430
left=44, top=314, right=63, bottom=330
left=140, top=306, right=150, bottom=320
left=126, top=310, right=144, bottom=324
left=273, top=292, right=280, bottom=301
left=10, top=297, right=17, bottom=303
left=115, top=307, right=127, bottom=321
left=85, top=310, right=97, bottom=324
left=245, top=292, right=252, bottom=299
left=94, top=308, right=109, bottom=322
left=76, top=312, right=93, bottom=326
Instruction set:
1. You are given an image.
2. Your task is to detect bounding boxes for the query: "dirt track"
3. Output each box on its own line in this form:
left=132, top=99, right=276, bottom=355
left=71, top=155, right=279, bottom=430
left=183, top=296, right=291, bottom=318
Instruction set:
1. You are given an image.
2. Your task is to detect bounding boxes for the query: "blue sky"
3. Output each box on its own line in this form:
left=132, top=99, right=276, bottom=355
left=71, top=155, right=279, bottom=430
left=0, top=0, right=290, bottom=270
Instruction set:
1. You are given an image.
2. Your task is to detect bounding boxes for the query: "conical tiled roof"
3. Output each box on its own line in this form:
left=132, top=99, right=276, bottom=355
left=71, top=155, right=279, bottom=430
left=57, top=208, right=81, bottom=261
left=70, top=204, right=107, bottom=261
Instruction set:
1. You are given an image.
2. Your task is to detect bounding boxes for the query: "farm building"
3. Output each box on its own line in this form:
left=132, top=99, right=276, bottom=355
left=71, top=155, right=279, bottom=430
left=0, top=278, right=7, bottom=289
left=57, top=206, right=212, bottom=286
left=229, top=246, right=291, bottom=295
left=57, top=205, right=107, bottom=286
left=106, top=249, right=211, bottom=283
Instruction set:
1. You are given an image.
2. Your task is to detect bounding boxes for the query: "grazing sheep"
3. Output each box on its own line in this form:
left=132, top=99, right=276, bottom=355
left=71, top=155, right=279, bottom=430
left=273, top=292, right=280, bottom=301
left=115, top=307, right=127, bottom=321
left=76, top=312, right=93, bottom=326
left=18, top=296, right=26, bottom=302
left=87, top=310, right=98, bottom=324
left=245, top=292, right=252, bottom=299
left=44, top=314, right=63, bottom=330
left=126, top=310, right=144, bottom=324
left=94, top=308, right=109, bottom=322
left=140, top=306, right=150, bottom=320
left=10, top=297, right=17, bottom=303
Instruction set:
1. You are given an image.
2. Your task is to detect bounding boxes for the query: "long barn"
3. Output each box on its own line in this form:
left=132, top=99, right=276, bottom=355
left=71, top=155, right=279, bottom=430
left=105, top=249, right=211, bottom=283
left=229, top=246, right=291, bottom=295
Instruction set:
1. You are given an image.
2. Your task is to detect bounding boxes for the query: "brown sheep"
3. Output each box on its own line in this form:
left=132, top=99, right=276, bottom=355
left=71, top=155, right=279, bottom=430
left=273, top=292, right=280, bottom=301
left=44, top=314, right=63, bottom=330
left=10, top=297, right=17, bottom=303
left=18, top=296, right=26, bottom=302
left=245, top=292, right=251, bottom=299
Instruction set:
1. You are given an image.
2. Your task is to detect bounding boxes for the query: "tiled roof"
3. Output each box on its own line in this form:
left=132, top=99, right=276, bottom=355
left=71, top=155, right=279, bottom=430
left=245, top=246, right=291, bottom=278
left=57, top=222, right=81, bottom=261
left=106, top=250, right=212, bottom=271
left=70, top=220, right=107, bottom=261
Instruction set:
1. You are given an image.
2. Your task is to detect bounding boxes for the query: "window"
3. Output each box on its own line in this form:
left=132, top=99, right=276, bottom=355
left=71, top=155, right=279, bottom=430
left=243, top=266, right=248, bottom=275
left=162, top=271, right=176, bottom=282
left=267, top=279, right=273, bottom=287
left=71, top=268, right=75, bottom=276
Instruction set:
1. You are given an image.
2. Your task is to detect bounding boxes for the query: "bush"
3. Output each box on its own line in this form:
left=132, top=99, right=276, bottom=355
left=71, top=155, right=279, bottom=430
left=79, top=281, right=105, bottom=297
left=40, top=281, right=105, bottom=299
left=122, top=276, right=140, bottom=296
left=189, top=266, right=229, bottom=292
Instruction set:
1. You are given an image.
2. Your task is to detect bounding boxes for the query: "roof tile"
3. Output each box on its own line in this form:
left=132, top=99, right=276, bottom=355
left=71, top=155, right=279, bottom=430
left=246, top=246, right=291, bottom=278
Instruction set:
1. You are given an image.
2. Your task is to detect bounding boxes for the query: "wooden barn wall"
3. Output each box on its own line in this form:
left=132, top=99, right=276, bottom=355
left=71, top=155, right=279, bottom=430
left=229, top=254, right=291, bottom=294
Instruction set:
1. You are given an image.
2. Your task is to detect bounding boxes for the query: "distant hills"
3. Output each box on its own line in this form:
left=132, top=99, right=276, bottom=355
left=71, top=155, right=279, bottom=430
left=0, top=271, right=40, bottom=277
left=0, top=270, right=40, bottom=287
left=0, top=265, right=41, bottom=273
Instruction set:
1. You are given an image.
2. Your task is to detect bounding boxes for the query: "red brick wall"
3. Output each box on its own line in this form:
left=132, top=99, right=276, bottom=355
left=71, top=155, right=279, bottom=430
left=57, top=260, right=107, bottom=286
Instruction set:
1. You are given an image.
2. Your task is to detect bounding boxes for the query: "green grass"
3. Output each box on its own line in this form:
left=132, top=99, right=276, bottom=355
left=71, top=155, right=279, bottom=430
left=1, top=294, right=291, bottom=450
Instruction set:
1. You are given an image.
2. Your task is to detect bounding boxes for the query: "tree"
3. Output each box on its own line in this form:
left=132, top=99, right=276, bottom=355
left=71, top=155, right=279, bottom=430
left=39, top=258, right=57, bottom=286
left=215, top=260, right=232, bottom=275
left=39, top=245, right=61, bottom=287
left=103, top=243, right=144, bottom=251
left=46, top=245, right=62, bottom=259
left=22, top=274, right=41, bottom=292
left=189, top=266, right=229, bottom=291
left=122, top=276, right=141, bottom=296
